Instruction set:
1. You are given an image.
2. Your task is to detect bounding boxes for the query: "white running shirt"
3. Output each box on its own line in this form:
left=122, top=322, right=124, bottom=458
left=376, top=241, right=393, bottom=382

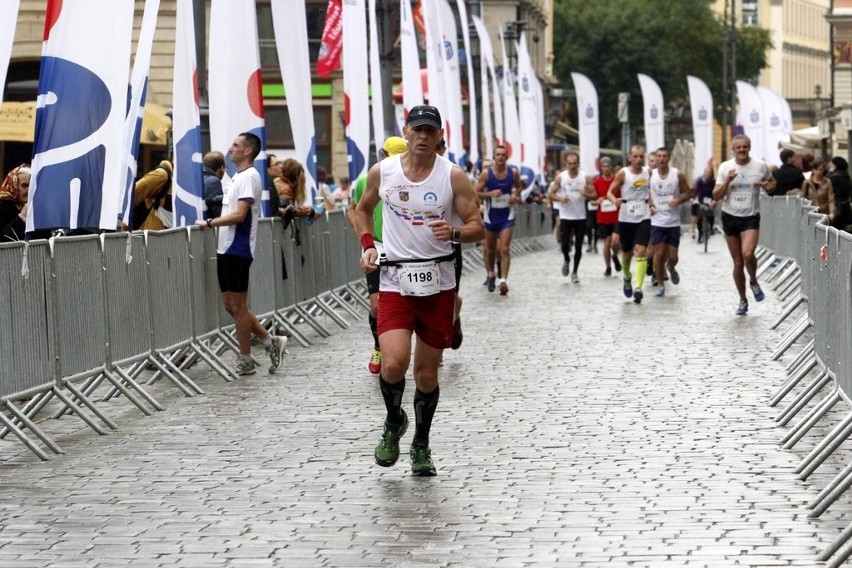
left=650, top=167, right=683, bottom=228
left=618, top=166, right=652, bottom=223
left=554, top=170, right=589, bottom=221
left=217, top=166, right=262, bottom=259
left=716, top=158, right=772, bottom=218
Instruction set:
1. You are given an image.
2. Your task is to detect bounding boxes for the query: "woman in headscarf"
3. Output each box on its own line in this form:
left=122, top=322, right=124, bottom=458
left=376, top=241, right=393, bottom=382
left=0, top=164, right=31, bottom=229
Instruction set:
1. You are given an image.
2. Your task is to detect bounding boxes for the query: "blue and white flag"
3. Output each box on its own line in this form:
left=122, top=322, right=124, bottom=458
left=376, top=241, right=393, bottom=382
left=120, top=0, right=160, bottom=228
left=736, top=80, right=765, bottom=161
left=368, top=0, right=386, bottom=154
left=272, top=0, right=319, bottom=204
left=516, top=33, right=538, bottom=187
left=27, top=0, right=134, bottom=233
left=422, top=0, right=447, bottom=134
left=571, top=72, right=599, bottom=175
left=758, top=86, right=787, bottom=167
left=436, top=0, right=464, bottom=164
left=209, top=0, right=269, bottom=214
left=638, top=73, right=664, bottom=157
left=472, top=15, right=498, bottom=158
left=0, top=0, right=20, bottom=109
left=343, top=0, right=370, bottom=181
left=687, top=75, right=714, bottom=179
left=499, top=29, right=521, bottom=170
left=171, top=0, right=204, bottom=226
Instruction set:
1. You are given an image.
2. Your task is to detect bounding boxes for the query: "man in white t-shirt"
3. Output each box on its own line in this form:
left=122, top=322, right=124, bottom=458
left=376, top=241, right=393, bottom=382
left=547, top=150, right=596, bottom=283
left=195, top=132, right=286, bottom=375
left=712, top=134, right=776, bottom=315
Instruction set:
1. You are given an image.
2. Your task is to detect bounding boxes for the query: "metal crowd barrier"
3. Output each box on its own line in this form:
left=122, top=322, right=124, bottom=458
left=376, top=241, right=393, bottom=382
left=759, top=195, right=852, bottom=567
left=0, top=204, right=554, bottom=462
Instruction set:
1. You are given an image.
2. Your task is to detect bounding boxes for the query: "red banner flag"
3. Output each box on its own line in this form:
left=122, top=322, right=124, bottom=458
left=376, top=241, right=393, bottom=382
left=316, top=0, right=343, bottom=78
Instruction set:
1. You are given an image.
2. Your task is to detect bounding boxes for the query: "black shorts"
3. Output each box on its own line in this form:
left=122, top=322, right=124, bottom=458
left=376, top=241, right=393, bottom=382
left=217, top=253, right=253, bottom=293
left=617, top=219, right=651, bottom=252
left=597, top=223, right=617, bottom=239
left=690, top=202, right=700, bottom=216
left=721, top=212, right=760, bottom=236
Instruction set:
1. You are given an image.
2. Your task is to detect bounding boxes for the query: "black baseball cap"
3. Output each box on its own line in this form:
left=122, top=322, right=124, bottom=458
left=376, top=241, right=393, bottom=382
left=405, top=105, right=442, bottom=129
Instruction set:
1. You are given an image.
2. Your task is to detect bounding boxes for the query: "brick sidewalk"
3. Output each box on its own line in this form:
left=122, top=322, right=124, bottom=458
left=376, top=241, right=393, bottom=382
left=0, top=233, right=847, bottom=567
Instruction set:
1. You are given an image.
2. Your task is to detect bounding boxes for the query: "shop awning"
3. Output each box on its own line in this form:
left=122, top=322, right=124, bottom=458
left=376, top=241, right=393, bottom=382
left=0, top=101, right=171, bottom=145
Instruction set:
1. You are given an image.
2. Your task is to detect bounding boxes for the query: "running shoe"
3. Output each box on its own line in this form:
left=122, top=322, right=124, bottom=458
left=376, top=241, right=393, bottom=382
left=499, top=281, right=509, bottom=295
left=654, top=287, right=665, bottom=298
left=623, top=276, right=633, bottom=298
left=571, top=272, right=580, bottom=284
left=267, top=335, right=287, bottom=373
left=234, top=358, right=257, bottom=376
left=750, top=282, right=765, bottom=302
left=561, top=261, right=570, bottom=276
left=667, top=264, right=680, bottom=285
left=613, top=256, right=622, bottom=272
left=410, top=440, right=437, bottom=476
left=604, top=266, right=612, bottom=277
left=375, top=410, right=409, bottom=467
left=736, top=299, right=749, bottom=316
left=368, top=349, right=382, bottom=375
left=633, top=287, right=643, bottom=304
left=486, top=276, right=496, bottom=293
left=451, top=318, right=463, bottom=350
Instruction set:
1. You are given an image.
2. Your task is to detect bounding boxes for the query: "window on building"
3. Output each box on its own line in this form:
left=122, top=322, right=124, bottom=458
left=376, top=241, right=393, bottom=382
left=256, top=1, right=327, bottom=78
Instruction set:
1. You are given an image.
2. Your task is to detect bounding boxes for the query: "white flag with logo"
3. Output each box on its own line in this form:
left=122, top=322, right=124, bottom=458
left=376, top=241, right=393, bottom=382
left=343, top=0, right=370, bottom=181
left=209, top=0, right=269, bottom=214
left=399, top=0, right=424, bottom=120
left=516, top=33, right=538, bottom=187
left=758, top=86, right=786, bottom=167
left=272, top=0, right=319, bottom=203
left=456, top=0, right=477, bottom=167
left=571, top=72, right=599, bottom=175
left=472, top=15, right=499, bottom=157
left=638, top=73, right=664, bottom=157
left=687, top=75, right=714, bottom=179
left=736, top=80, right=765, bottom=161
left=499, top=29, right=521, bottom=169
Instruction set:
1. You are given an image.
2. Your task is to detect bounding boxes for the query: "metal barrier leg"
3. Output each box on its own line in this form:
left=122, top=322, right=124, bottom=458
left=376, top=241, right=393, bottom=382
left=0, top=390, right=55, bottom=440
left=293, top=303, right=332, bottom=337
left=765, top=258, right=793, bottom=283
left=190, top=340, right=237, bottom=383
left=273, top=311, right=312, bottom=348
left=771, top=294, right=805, bottom=330
left=144, top=353, right=202, bottom=396
left=771, top=315, right=811, bottom=360
left=108, top=367, right=165, bottom=411
left=755, top=253, right=777, bottom=279
left=60, top=381, right=119, bottom=430
left=770, top=264, right=799, bottom=291
left=782, top=389, right=841, bottom=449
left=818, top=522, right=852, bottom=566
left=314, top=294, right=352, bottom=329
left=796, top=411, right=852, bottom=480
left=0, top=407, right=52, bottom=461
left=3, top=399, right=64, bottom=455
left=50, top=386, right=110, bottom=435
left=810, top=459, right=852, bottom=517
left=786, top=340, right=815, bottom=374
left=776, top=276, right=802, bottom=303
left=775, top=370, right=831, bottom=426
left=97, top=369, right=156, bottom=415
left=770, top=358, right=818, bottom=407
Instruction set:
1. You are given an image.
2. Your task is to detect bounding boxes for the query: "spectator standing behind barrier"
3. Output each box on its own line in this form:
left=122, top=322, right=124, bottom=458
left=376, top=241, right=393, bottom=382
left=0, top=164, right=30, bottom=242
left=332, top=176, right=351, bottom=209
left=194, top=132, right=286, bottom=376
left=132, top=160, right=173, bottom=230
left=770, top=149, right=804, bottom=197
left=354, top=105, right=485, bottom=476
left=0, top=164, right=30, bottom=229
left=796, top=158, right=836, bottom=222
left=278, top=158, right=323, bottom=222
left=202, top=151, right=225, bottom=219
left=829, top=157, right=852, bottom=231
left=347, top=136, right=408, bottom=376
left=712, top=134, right=776, bottom=316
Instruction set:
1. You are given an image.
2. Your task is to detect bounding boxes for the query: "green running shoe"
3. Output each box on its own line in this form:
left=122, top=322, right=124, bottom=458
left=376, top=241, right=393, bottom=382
left=409, top=440, right=437, bottom=476
left=375, top=410, right=408, bottom=467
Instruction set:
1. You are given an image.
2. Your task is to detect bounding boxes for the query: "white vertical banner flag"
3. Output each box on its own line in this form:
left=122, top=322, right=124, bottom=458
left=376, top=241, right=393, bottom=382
left=735, top=80, right=766, bottom=161
left=516, top=33, right=538, bottom=187
left=0, top=0, right=20, bottom=108
left=570, top=72, right=599, bottom=175
left=368, top=0, right=385, bottom=154
left=171, top=0, right=204, bottom=226
left=209, top=0, right=269, bottom=215
left=470, top=15, right=492, bottom=160
left=422, top=0, right=448, bottom=143
left=758, top=86, right=785, bottom=167
left=343, top=0, right=370, bottom=181
left=687, top=75, right=714, bottom=179
left=27, top=0, right=134, bottom=233
left=120, top=0, right=160, bottom=227
left=535, top=76, right=547, bottom=183
left=435, top=0, right=463, bottom=164
left=499, top=30, right=521, bottom=169
left=455, top=0, right=477, bottom=167
left=399, top=0, right=423, bottom=121
left=637, top=73, right=664, bottom=156
left=272, top=0, right=319, bottom=203
left=472, top=15, right=500, bottom=156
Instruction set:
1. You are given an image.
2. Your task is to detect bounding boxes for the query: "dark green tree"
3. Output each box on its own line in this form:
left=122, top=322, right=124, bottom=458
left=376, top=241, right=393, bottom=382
left=552, top=0, right=771, bottom=148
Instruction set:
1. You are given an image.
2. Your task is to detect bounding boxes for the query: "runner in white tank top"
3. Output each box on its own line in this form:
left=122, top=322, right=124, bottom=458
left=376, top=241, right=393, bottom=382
left=352, top=105, right=484, bottom=477
left=648, top=147, right=692, bottom=297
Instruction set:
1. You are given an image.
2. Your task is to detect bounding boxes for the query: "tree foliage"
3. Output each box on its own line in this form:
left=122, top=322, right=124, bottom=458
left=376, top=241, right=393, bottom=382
left=552, top=0, right=772, bottom=148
